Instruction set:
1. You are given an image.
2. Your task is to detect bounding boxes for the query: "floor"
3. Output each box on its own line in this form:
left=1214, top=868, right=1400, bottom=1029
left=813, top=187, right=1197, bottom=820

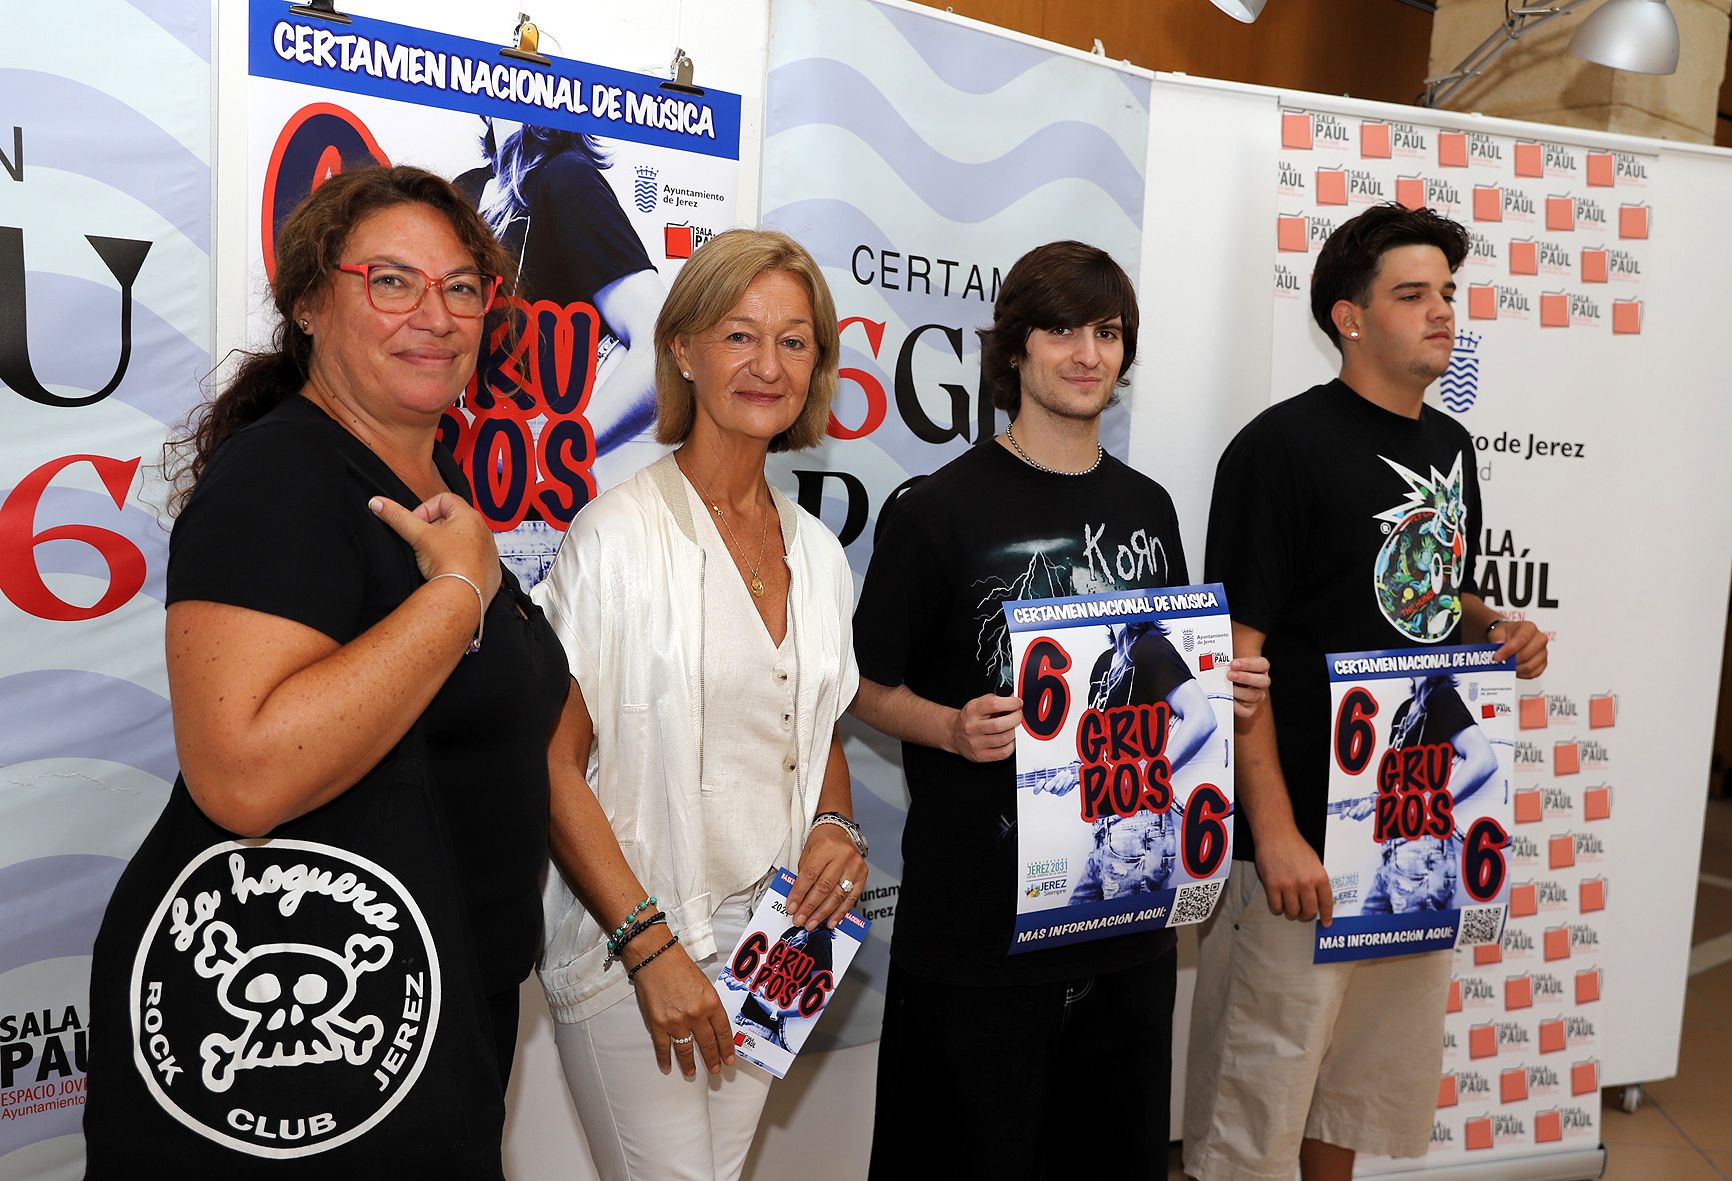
left=1165, top=794, right=1732, bottom=1181
left=1601, top=794, right=1732, bottom=1181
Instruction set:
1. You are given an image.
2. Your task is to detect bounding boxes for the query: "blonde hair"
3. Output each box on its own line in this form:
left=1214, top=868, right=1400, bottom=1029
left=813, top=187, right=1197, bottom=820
left=653, top=229, right=839, bottom=452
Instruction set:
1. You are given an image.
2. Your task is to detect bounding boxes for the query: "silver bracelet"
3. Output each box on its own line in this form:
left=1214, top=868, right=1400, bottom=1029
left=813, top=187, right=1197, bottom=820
left=427, top=571, right=485, bottom=653
left=810, top=812, right=868, bottom=858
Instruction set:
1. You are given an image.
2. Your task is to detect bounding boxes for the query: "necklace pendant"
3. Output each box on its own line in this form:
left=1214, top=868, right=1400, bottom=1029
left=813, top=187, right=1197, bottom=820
left=750, top=576, right=765, bottom=597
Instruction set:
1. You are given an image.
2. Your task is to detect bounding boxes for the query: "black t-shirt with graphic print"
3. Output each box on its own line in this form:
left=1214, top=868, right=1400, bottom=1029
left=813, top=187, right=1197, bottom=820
left=854, top=442, right=1187, bottom=986
left=162, top=397, right=568, bottom=1000
left=1205, top=379, right=1481, bottom=863
left=83, top=397, right=565, bottom=1175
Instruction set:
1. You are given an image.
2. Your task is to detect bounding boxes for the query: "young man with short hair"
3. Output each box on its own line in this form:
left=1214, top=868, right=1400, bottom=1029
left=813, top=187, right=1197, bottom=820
left=1184, top=204, right=1547, bottom=1181
left=852, top=239, right=1268, bottom=1177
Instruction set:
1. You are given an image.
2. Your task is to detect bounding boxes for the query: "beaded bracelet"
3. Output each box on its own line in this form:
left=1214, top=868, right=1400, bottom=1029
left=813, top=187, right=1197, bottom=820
left=609, top=897, right=657, bottom=947
left=607, top=908, right=664, bottom=956
left=608, top=909, right=666, bottom=955
left=603, top=912, right=667, bottom=970
left=626, top=934, right=680, bottom=981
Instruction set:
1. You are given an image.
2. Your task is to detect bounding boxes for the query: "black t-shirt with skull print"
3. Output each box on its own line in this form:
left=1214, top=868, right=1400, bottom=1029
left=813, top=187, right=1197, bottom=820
left=854, top=441, right=1188, bottom=987
left=82, top=397, right=566, bottom=1175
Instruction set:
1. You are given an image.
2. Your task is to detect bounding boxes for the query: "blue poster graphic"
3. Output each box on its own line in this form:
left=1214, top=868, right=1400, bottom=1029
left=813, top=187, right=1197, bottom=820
left=1005, top=586, right=1235, bottom=952
left=248, top=0, right=740, bottom=159
left=1316, top=645, right=1516, bottom=963
left=712, top=869, right=870, bottom=1079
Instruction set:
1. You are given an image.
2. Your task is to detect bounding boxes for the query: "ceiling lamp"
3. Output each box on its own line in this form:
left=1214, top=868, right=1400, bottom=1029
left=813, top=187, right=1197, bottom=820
left=1208, top=0, right=1268, bottom=23
left=1423, top=0, right=1680, bottom=107
left=1569, top=0, right=1681, bottom=73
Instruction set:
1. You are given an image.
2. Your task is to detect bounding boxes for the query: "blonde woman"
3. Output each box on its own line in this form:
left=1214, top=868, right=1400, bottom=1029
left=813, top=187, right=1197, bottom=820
left=533, top=230, right=865, bottom=1180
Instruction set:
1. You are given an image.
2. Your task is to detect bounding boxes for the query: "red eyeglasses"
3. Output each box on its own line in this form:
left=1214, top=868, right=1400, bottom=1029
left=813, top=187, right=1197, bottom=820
left=335, top=263, right=502, bottom=317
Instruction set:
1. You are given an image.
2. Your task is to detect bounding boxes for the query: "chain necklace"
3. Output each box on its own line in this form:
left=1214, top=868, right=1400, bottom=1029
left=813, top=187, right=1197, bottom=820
left=1005, top=424, right=1104, bottom=476
left=683, top=462, right=775, bottom=598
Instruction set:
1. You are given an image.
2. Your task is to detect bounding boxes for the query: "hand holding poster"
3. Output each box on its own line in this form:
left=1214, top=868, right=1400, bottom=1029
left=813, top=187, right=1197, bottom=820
left=1316, top=645, right=1516, bottom=963
left=1004, top=586, right=1236, bottom=952
left=713, top=870, right=871, bottom=1078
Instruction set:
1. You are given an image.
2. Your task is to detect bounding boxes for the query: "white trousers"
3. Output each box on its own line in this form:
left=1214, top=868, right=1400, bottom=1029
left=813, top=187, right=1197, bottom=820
left=554, top=895, right=774, bottom=1181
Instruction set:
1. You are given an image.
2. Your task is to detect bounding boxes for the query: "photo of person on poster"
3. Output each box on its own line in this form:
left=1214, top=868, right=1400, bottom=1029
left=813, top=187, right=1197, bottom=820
left=453, top=118, right=665, bottom=454
left=719, top=922, right=838, bottom=1052
left=1068, top=620, right=1222, bottom=903
left=1353, top=672, right=1499, bottom=915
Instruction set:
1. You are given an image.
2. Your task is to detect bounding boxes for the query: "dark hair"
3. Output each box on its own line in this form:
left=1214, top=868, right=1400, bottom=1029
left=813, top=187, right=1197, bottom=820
left=478, top=122, right=610, bottom=238
left=168, top=165, right=516, bottom=513
left=1310, top=203, right=1469, bottom=349
left=978, top=240, right=1139, bottom=419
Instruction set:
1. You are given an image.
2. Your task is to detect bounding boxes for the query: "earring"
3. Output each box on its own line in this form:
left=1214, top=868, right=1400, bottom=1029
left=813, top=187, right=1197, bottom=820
left=298, top=318, right=310, bottom=331
left=1348, top=330, right=1360, bottom=340
left=682, top=370, right=692, bottom=379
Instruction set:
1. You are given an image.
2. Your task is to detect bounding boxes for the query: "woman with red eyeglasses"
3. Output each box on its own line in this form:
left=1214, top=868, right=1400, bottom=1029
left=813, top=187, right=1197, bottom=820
left=81, top=166, right=564, bottom=1177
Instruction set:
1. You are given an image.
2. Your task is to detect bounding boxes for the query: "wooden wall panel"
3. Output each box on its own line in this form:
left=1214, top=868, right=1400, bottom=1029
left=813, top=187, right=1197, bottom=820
left=913, top=0, right=1435, bottom=107
left=1717, top=29, right=1732, bottom=147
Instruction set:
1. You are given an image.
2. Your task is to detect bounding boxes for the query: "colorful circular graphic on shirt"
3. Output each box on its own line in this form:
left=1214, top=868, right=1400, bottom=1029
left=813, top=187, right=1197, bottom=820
left=1372, top=455, right=1469, bottom=642
left=128, top=840, right=439, bottom=1158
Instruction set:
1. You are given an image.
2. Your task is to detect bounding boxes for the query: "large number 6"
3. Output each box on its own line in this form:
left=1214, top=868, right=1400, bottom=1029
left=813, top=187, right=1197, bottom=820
left=1182, top=783, right=1232, bottom=878
left=1333, top=686, right=1379, bottom=775
left=1017, top=637, right=1071, bottom=740
left=1462, top=817, right=1509, bottom=902
left=729, top=930, right=770, bottom=981
left=0, top=454, right=145, bottom=621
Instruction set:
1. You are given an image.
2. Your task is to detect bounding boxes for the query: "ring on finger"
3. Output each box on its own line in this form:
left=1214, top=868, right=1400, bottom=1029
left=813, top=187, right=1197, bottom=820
left=837, top=878, right=855, bottom=894
left=670, top=1033, right=694, bottom=1046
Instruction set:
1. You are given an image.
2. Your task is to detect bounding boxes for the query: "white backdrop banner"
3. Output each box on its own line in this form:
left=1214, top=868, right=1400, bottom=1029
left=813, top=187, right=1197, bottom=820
left=761, top=0, right=1153, bottom=1050
left=1271, top=103, right=1655, bottom=1172
left=0, top=4, right=212, bottom=1178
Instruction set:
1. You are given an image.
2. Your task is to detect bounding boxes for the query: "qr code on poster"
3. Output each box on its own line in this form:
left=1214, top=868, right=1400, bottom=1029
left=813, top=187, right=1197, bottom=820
left=1455, top=905, right=1506, bottom=948
left=1169, top=880, right=1224, bottom=927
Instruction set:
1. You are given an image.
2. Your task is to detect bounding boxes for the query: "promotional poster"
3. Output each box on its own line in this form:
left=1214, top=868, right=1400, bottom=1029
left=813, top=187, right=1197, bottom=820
left=1316, top=644, right=1515, bottom=963
left=1004, top=586, right=1235, bottom=953
left=246, top=0, right=742, bottom=587
left=712, top=870, right=870, bottom=1080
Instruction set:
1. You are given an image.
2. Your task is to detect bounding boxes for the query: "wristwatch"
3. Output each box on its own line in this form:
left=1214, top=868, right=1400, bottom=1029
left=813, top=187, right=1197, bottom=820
left=811, top=811, right=868, bottom=858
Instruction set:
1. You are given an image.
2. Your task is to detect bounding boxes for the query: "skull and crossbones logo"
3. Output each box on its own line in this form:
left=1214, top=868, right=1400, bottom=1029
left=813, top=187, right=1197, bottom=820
left=192, top=921, right=390, bottom=1092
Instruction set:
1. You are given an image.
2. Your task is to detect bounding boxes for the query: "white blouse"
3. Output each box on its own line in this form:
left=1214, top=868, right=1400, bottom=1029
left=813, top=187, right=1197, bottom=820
left=686, top=481, right=801, bottom=902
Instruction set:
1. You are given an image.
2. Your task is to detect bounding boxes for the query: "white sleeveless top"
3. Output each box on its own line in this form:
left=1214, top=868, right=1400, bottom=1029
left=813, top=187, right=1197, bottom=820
left=686, top=481, right=801, bottom=901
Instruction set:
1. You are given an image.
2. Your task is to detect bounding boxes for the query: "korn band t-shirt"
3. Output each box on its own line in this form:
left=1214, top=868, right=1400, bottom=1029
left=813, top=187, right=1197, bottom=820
left=853, top=442, right=1188, bottom=986
left=1205, top=379, right=1481, bottom=864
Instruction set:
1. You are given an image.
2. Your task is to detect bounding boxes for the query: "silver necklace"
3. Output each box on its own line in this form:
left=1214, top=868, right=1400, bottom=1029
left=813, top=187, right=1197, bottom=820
left=1005, top=424, right=1104, bottom=476
left=684, top=463, right=775, bottom=598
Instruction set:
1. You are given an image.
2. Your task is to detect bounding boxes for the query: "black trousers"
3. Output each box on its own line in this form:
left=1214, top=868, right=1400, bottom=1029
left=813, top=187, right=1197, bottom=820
left=868, top=948, right=1177, bottom=1180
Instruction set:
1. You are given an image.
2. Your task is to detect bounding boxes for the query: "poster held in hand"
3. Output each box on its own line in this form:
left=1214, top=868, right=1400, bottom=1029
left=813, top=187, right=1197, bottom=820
left=1004, top=585, right=1236, bottom=954
left=712, top=869, right=870, bottom=1078
left=1316, top=644, right=1516, bottom=963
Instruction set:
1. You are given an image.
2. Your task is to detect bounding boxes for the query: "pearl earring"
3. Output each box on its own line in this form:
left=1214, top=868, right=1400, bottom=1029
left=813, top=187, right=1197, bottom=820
left=682, top=370, right=692, bottom=379
left=1348, top=330, right=1360, bottom=340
